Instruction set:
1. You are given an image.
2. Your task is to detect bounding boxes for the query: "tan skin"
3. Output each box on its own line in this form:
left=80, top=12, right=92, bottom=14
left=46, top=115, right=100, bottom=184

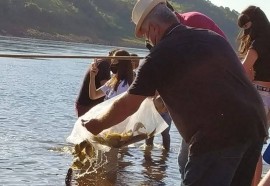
left=241, top=22, right=255, bottom=80
left=242, top=49, right=257, bottom=80
left=138, top=19, right=167, bottom=46
left=89, top=59, right=105, bottom=100
left=258, top=169, right=270, bottom=186
left=84, top=12, right=173, bottom=135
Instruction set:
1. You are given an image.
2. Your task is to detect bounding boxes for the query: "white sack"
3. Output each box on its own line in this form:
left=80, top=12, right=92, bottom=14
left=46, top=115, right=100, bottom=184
left=67, top=93, right=168, bottom=151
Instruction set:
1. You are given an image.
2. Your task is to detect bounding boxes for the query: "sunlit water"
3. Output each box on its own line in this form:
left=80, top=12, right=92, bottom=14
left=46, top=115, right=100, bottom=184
left=0, top=36, right=269, bottom=185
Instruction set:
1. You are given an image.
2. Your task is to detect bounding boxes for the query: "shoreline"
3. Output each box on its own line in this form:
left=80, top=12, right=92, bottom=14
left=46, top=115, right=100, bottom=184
left=0, top=28, right=144, bottom=49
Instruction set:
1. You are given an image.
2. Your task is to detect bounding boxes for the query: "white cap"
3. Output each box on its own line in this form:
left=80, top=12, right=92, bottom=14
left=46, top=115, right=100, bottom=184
left=132, top=0, right=166, bottom=38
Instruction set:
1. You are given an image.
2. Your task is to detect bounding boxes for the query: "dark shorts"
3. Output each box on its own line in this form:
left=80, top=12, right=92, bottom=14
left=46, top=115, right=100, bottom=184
left=181, top=139, right=264, bottom=186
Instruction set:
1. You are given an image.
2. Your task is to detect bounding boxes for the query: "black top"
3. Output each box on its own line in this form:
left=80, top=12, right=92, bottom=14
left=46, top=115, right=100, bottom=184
left=129, top=24, right=267, bottom=154
left=251, top=37, right=270, bottom=82
left=76, top=59, right=111, bottom=107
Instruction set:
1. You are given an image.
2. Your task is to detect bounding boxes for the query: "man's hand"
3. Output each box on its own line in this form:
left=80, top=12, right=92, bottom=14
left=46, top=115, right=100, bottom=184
left=82, top=118, right=103, bottom=135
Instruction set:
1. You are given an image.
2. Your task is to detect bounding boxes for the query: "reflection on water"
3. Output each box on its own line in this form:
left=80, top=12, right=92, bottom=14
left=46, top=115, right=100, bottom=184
left=64, top=143, right=177, bottom=186
left=75, top=171, right=117, bottom=186
left=142, top=147, right=169, bottom=185
left=66, top=144, right=172, bottom=186
left=1, top=35, right=270, bottom=185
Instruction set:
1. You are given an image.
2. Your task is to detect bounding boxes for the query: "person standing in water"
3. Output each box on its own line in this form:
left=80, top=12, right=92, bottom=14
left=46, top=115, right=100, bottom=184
left=66, top=49, right=119, bottom=185
left=84, top=1, right=267, bottom=185
left=75, top=49, right=119, bottom=117
left=89, top=49, right=134, bottom=175
left=146, top=0, right=228, bottom=177
left=145, top=94, right=172, bottom=151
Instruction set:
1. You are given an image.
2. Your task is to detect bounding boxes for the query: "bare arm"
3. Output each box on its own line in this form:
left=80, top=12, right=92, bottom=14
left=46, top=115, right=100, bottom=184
left=242, top=49, right=258, bottom=81
left=84, top=92, right=147, bottom=135
left=89, top=62, right=106, bottom=99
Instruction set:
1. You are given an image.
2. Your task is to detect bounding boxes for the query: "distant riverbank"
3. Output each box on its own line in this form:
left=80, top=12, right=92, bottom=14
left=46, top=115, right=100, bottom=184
left=0, top=27, right=143, bottom=49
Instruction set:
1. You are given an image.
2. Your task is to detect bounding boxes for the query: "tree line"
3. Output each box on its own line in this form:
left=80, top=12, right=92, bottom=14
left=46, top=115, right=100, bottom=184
left=0, top=0, right=240, bottom=48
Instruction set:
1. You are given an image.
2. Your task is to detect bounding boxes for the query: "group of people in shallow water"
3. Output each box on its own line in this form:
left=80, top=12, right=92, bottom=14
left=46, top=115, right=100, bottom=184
left=73, top=0, right=270, bottom=185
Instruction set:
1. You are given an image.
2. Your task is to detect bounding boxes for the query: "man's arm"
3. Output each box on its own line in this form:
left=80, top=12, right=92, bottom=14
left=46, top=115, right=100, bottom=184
left=84, top=92, right=147, bottom=135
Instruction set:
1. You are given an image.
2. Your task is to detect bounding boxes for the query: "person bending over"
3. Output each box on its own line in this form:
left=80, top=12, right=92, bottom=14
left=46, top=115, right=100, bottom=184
left=84, top=1, right=267, bottom=185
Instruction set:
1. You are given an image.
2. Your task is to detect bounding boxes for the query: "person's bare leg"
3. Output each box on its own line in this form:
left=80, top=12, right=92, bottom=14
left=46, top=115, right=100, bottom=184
left=252, top=155, right=263, bottom=186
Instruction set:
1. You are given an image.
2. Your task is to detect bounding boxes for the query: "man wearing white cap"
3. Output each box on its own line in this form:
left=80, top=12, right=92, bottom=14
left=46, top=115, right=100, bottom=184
left=144, top=1, right=228, bottom=178
left=84, top=0, right=267, bottom=185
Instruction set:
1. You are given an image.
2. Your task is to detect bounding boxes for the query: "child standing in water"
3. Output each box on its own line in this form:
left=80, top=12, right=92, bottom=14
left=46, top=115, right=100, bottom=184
left=89, top=49, right=133, bottom=176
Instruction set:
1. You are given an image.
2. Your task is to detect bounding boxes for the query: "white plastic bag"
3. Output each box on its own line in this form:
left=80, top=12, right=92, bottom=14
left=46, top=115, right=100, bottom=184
left=66, top=93, right=168, bottom=151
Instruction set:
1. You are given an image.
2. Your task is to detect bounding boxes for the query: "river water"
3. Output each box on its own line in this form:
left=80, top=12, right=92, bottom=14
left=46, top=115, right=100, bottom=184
left=0, top=36, right=269, bottom=186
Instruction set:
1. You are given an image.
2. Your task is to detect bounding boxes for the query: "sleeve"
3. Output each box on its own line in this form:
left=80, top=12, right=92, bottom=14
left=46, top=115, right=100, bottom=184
left=250, top=39, right=265, bottom=57
left=99, top=83, right=110, bottom=95
left=128, top=57, right=157, bottom=97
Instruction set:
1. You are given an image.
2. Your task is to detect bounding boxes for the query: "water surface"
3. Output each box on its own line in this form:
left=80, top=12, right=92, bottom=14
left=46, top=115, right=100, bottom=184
left=0, top=36, right=269, bottom=186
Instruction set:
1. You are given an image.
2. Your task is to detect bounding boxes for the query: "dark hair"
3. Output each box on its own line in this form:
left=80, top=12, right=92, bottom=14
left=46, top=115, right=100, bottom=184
left=238, top=14, right=251, bottom=28
left=166, top=1, right=174, bottom=11
left=108, top=48, right=120, bottom=56
left=130, top=53, right=140, bottom=70
left=109, top=50, right=133, bottom=91
left=237, top=6, right=270, bottom=55
left=130, top=53, right=138, bottom=57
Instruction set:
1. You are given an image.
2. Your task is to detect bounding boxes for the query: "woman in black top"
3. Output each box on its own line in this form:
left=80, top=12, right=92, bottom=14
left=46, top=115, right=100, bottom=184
left=237, top=5, right=270, bottom=186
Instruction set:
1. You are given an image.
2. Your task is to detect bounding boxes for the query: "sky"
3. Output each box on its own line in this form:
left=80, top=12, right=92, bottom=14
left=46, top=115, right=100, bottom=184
left=209, top=0, right=270, bottom=19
